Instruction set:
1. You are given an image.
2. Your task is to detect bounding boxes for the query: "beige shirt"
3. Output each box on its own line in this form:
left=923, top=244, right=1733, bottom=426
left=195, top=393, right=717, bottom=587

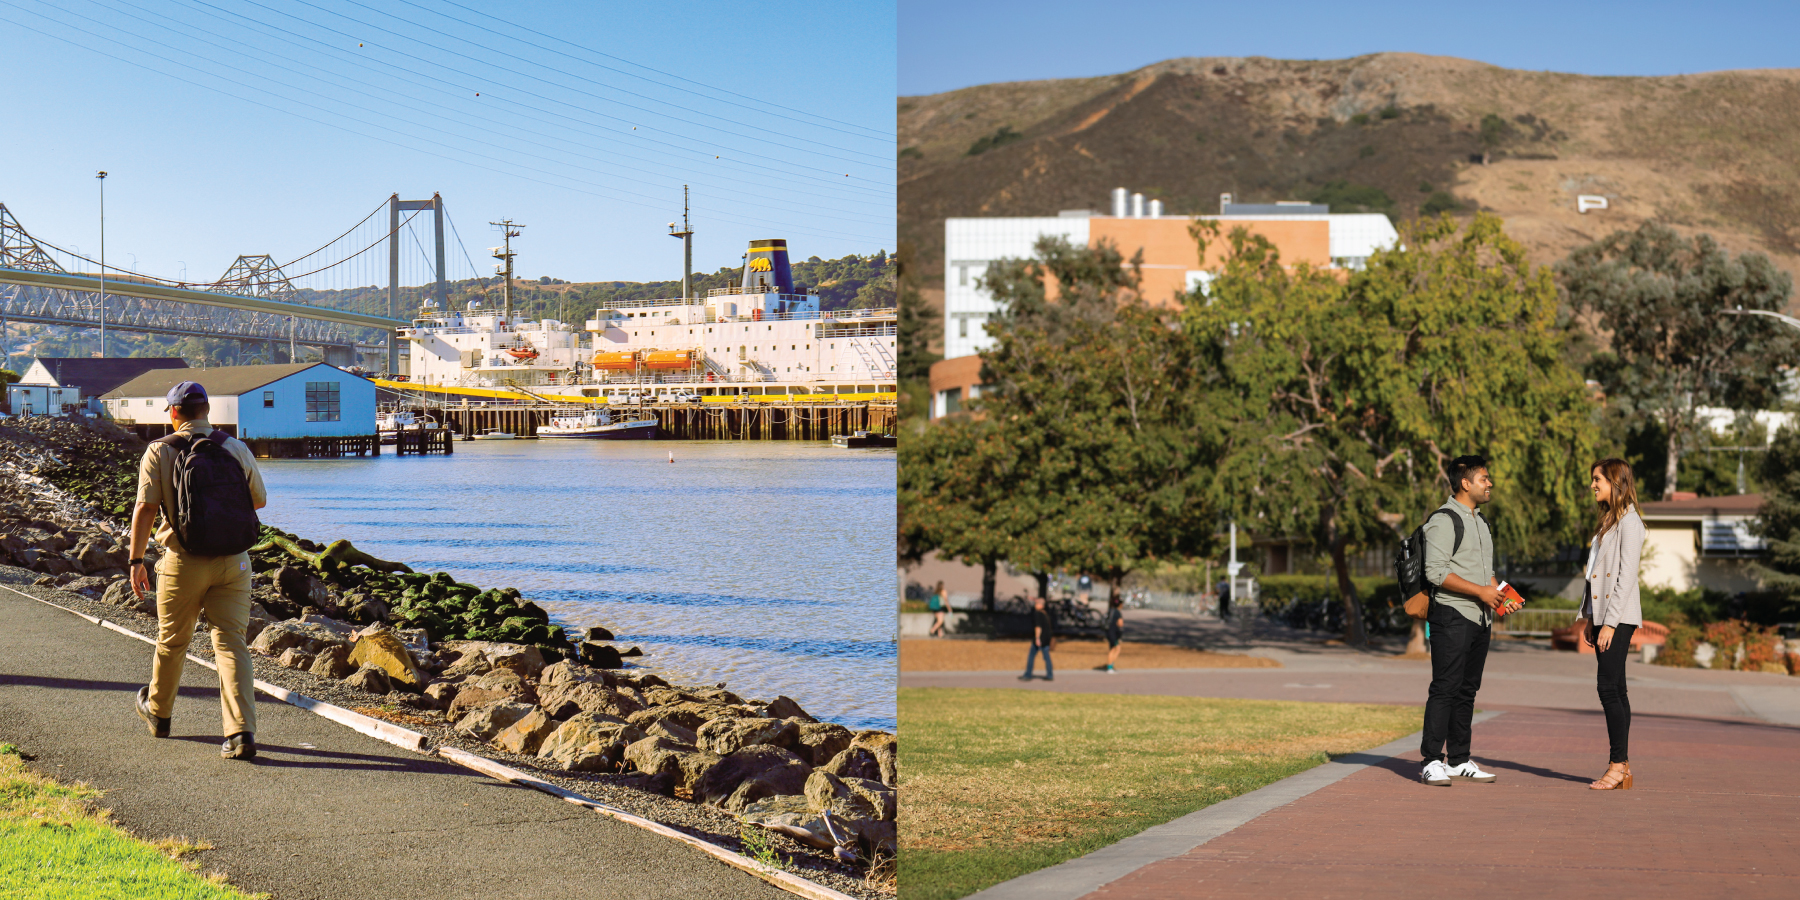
left=135, top=419, right=267, bottom=556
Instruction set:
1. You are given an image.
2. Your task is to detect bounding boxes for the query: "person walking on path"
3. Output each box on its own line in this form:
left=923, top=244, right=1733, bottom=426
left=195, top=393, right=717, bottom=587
left=927, top=580, right=948, bottom=638
left=128, top=382, right=268, bottom=761
left=1102, top=594, right=1125, bottom=673
left=1581, top=458, right=1645, bottom=791
left=1419, top=455, right=1503, bottom=787
left=1020, top=593, right=1055, bottom=681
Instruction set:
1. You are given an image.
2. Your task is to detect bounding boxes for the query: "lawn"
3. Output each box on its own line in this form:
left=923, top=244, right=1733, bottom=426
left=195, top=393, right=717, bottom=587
left=0, top=744, right=265, bottom=900
left=898, top=688, right=1420, bottom=900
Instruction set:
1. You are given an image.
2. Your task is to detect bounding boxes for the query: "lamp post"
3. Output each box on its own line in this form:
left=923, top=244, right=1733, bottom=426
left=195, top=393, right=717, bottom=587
left=96, top=171, right=107, bottom=358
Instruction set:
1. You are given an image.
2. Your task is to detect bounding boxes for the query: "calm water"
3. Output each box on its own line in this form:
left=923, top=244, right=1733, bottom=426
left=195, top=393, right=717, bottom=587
left=258, top=440, right=896, bottom=731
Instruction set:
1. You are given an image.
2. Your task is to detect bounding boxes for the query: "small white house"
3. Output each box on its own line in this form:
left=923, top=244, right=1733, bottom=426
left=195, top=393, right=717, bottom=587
left=1637, top=494, right=1768, bottom=594
left=7, top=383, right=82, bottom=416
left=15, top=357, right=190, bottom=413
left=103, top=362, right=377, bottom=439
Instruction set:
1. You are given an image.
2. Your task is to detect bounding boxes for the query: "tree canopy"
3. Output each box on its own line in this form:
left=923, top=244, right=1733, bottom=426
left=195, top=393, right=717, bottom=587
left=1559, top=221, right=1796, bottom=499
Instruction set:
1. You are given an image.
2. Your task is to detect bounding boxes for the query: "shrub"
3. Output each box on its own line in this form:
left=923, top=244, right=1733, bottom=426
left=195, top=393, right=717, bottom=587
left=1702, top=619, right=1747, bottom=670
left=1657, top=613, right=1703, bottom=667
left=967, top=125, right=1023, bottom=156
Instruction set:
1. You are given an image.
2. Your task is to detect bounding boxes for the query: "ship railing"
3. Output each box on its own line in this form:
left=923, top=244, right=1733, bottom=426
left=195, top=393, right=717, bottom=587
left=588, top=307, right=897, bottom=328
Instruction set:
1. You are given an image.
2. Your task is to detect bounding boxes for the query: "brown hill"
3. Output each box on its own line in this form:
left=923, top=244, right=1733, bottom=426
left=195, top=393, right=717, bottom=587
left=899, top=53, right=1800, bottom=346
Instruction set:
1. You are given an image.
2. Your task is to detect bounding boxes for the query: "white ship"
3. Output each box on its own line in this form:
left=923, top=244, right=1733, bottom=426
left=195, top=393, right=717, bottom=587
left=387, top=232, right=896, bottom=405
left=376, top=408, right=441, bottom=444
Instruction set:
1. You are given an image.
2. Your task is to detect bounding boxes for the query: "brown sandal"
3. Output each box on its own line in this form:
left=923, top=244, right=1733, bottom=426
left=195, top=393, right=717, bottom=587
left=1589, top=762, right=1632, bottom=790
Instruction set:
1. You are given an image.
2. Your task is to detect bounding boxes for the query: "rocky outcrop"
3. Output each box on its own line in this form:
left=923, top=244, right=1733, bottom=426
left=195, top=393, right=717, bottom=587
left=344, top=666, right=392, bottom=695
left=491, top=708, right=558, bottom=755
left=276, top=647, right=315, bottom=670
left=695, top=717, right=797, bottom=756
left=793, top=722, right=853, bottom=767
left=623, top=736, right=720, bottom=797
left=851, top=731, right=897, bottom=787
left=536, top=713, right=644, bottom=771
left=308, top=645, right=354, bottom=679
left=696, top=745, right=812, bottom=811
left=577, top=642, right=623, bottom=669
left=251, top=620, right=351, bottom=657
left=539, top=682, right=642, bottom=720
left=763, top=695, right=816, bottom=722
left=819, top=747, right=883, bottom=783
left=454, top=700, right=535, bottom=742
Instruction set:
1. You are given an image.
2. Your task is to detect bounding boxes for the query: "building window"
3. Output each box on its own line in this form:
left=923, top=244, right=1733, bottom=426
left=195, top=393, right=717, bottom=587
left=959, top=317, right=968, bottom=338
left=145, top=399, right=153, bottom=406
left=958, top=265, right=968, bottom=286
left=263, top=391, right=275, bottom=408
left=304, top=381, right=341, bottom=422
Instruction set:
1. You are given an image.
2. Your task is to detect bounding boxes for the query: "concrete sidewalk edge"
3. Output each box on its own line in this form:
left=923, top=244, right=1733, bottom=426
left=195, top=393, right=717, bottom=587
left=965, top=711, right=1504, bottom=900
left=1, top=581, right=857, bottom=900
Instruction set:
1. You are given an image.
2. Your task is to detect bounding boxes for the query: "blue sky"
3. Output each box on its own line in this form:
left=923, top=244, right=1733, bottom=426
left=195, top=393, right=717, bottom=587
left=3, top=0, right=894, bottom=288
left=900, top=0, right=1800, bottom=96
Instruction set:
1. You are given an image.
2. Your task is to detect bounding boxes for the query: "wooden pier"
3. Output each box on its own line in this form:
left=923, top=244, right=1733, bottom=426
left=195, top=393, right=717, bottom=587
left=243, top=434, right=382, bottom=459
left=393, top=429, right=455, bottom=455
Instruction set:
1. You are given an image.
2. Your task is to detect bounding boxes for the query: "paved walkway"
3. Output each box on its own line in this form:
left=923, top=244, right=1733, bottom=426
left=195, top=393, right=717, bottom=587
left=0, top=583, right=789, bottom=900
left=910, top=638, right=1800, bottom=899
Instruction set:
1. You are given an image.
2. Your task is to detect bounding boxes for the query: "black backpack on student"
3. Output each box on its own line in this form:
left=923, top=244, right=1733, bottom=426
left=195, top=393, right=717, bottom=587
left=155, top=430, right=260, bottom=556
left=1394, top=508, right=1463, bottom=618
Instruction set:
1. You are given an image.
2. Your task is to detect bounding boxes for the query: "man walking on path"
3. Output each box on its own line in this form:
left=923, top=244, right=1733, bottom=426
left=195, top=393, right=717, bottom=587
left=1420, top=454, right=1502, bottom=786
left=128, top=381, right=268, bottom=761
left=1021, top=593, right=1055, bottom=681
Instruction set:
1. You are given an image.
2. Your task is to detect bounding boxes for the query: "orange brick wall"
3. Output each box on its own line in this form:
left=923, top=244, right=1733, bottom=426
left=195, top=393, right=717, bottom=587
left=1087, top=218, right=1332, bottom=307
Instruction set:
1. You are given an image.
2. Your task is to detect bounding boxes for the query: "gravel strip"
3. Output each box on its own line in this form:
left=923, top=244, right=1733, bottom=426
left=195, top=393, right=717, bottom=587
left=0, top=565, right=889, bottom=899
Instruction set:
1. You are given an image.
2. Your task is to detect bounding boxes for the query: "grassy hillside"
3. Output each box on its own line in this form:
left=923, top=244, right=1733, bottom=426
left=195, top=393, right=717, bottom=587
left=899, top=52, right=1800, bottom=344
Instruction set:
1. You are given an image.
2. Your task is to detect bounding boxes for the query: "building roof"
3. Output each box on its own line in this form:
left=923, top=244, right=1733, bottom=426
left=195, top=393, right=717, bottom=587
left=1638, top=494, right=1764, bottom=520
left=104, top=363, right=336, bottom=400
left=24, top=357, right=189, bottom=397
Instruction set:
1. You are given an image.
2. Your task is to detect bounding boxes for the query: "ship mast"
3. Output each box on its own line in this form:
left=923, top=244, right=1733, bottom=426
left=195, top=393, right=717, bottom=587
left=489, top=219, right=525, bottom=326
left=668, top=185, right=693, bottom=302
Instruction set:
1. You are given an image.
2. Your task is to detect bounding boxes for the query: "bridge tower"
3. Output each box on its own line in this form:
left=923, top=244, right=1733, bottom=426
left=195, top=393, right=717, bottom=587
left=388, top=194, right=447, bottom=375
left=0, top=204, right=66, bottom=274
left=215, top=255, right=299, bottom=302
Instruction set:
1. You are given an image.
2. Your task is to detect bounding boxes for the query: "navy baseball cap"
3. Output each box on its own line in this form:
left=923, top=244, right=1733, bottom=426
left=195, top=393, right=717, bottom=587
left=165, top=381, right=208, bottom=408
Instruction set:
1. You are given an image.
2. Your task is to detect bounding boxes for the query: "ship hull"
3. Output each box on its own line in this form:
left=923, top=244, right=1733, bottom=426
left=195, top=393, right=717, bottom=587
left=537, top=419, right=658, bottom=440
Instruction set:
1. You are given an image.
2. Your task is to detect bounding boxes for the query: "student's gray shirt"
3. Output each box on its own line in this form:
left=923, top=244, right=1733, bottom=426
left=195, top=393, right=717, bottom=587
left=1423, top=497, right=1495, bottom=626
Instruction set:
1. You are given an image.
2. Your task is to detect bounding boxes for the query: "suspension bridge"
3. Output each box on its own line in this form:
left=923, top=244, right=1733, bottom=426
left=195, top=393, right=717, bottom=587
left=0, top=194, right=488, bottom=371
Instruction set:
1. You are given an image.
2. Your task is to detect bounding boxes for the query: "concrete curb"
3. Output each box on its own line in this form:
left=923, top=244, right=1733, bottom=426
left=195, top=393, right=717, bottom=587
left=966, top=711, right=1505, bottom=900
left=0, top=581, right=857, bottom=900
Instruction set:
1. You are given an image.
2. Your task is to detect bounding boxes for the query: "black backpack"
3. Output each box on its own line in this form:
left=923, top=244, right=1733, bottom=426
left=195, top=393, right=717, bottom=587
left=1394, top=508, right=1463, bottom=617
left=156, top=430, right=260, bottom=556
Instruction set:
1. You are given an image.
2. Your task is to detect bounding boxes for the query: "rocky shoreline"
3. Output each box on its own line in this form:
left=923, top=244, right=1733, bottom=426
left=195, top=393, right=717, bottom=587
left=0, top=414, right=895, bottom=897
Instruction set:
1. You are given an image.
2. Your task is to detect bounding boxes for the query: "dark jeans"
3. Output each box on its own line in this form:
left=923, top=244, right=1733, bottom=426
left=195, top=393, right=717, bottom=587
left=1421, top=603, right=1490, bottom=766
left=1589, top=621, right=1637, bottom=763
left=1025, top=642, right=1054, bottom=678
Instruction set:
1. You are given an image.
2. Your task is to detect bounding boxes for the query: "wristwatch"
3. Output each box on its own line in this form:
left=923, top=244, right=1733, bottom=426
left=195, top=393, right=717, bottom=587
left=129, top=558, right=146, bottom=568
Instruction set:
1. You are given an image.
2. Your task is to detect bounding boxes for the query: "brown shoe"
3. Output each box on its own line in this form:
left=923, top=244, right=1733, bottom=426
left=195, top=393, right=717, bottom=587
left=1589, top=762, right=1632, bottom=790
left=135, top=686, right=169, bottom=739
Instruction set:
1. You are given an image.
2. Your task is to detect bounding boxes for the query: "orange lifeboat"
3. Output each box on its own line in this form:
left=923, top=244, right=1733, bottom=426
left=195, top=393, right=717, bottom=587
left=643, top=350, right=696, bottom=371
left=592, top=350, right=639, bottom=371
left=505, top=346, right=539, bottom=360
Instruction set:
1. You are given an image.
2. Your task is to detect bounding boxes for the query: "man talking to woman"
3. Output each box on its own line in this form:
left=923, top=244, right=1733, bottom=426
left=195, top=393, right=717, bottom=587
left=1419, top=455, right=1502, bottom=786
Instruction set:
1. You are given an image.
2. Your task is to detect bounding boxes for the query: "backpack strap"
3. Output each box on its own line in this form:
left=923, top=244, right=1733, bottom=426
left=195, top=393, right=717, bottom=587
left=1426, top=507, right=1464, bottom=556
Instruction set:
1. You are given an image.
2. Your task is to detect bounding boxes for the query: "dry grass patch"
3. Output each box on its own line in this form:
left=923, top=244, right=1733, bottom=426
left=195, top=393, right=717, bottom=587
left=900, top=638, right=1280, bottom=672
left=897, top=688, right=1418, bottom=900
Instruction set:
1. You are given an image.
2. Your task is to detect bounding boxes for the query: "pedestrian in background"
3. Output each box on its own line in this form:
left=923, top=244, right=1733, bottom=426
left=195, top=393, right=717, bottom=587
left=1581, top=458, right=1645, bottom=791
left=927, top=580, right=948, bottom=638
left=1102, top=594, right=1125, bottom=673
left=128, top=382, right=267, bottom=761
left=1077, top=573, right=1093, bottom=608
left=1020, top=592, right=1054, bottom=681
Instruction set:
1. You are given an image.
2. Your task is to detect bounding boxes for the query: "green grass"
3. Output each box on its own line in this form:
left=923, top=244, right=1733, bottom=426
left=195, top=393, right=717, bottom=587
left=0, top=744, right=266, bottom=900
left=898, top=689, right=1420, bottom=900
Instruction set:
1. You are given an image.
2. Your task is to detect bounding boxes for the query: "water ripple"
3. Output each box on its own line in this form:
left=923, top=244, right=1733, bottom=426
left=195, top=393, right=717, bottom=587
left=531, top=588, right=834, bottom=608
left=620, top=633, right=897, bottom=660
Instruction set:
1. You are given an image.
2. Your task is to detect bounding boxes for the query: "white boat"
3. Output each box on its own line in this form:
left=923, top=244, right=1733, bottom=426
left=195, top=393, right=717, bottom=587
left=472, top=429, right=516, bottom=441
left=538, top=408, right=658, bottom=440
left=377, top=409, right=441, bottom=444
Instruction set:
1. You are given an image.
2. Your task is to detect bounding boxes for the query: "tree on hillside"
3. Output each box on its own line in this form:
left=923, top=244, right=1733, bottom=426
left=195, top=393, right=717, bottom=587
left=1559, top=221, right=1796, bottom=499
left=1190, top=214, right=1596, bottom=646
left=1751, top=426, right=1800, bottom=623
left=974, top=237, right=1223, bottom=600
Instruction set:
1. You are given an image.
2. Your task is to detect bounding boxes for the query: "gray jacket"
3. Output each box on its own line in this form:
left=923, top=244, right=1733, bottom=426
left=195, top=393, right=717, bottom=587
left=1423, top=497, right=1495, bottom=626
left=1583, top=506, right=1645, bottom=628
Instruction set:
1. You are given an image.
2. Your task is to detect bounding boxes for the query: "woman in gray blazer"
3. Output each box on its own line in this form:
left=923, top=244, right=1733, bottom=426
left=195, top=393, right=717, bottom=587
left=1583, top=458, right=1645, bottom=790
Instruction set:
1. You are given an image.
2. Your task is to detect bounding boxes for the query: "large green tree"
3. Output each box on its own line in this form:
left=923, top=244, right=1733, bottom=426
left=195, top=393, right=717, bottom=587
left=897, top=416, right=1030, bottom=608
left=1559, top=221, right=1796, bottom=499
left=1190, top=213, right=1595, bottom=645
left=1753, top=426, right=1800, bottom=622
left=973, top=237, right=1223, bottom=598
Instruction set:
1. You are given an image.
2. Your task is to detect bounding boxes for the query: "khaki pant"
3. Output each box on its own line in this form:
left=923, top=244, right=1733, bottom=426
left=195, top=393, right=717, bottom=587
left=148, top=551, right=256, bottom=737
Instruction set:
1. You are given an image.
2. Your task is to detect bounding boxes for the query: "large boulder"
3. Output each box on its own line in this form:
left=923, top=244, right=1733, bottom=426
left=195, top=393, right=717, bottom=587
left=446, top=686, right=512, bottom=721
left=626, top=701, right=743, bottom=735
left=466, top=668, right=537, bottom=705
left=622, top=736, right=720, bottom=798
left=695, top=717, right=797, bottom=756
left=71, top=537, right=127, bottom=574
left=101, top=578, right=155, bottom=614
left=537, top=713, right=644, bottom=771
left=819, top=747, right=882, bottom=783
left=645, top=719, right=698, bottom=746
left=541, top=660, right=611, bottom=688
left=492, top=708, right=558, bottom=755
left=344, top=666, right=393, bottom=695
left=273, top=566, right=333, bottom=610
left=454, top=700, right=535, bottom=742
left=696, top=745, right=811, bottom=811
left=793, top=722, right=853, bottom=767
left=805, top=770, right=895, bottom=822
left=251, top=620, right=352, bottom=657
left=276, top=648, right=315, bottom=670
left=486, top=644, right=546, bottom=679
left=348, top=629, right=428, bottom=692
left=422, top=681, right=458, bottom=710
left=611, top=671, right=670, bottom=690
left=539, top=682, right=641, bottom=720
left=763, top=695, right=815, bottom=723
left=851, top=731, right=897, bottom=787
left=300, top=613, right=358, bottom=642
left=309, top=645, right=354, bottom=679
left=577, top=642, right=623, bottom=669
left=340, top=592, right=391, bottom=626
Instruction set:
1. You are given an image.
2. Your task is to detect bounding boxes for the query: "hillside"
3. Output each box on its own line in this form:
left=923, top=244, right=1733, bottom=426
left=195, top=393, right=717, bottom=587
left=899, top=53, right=1800, bottom=347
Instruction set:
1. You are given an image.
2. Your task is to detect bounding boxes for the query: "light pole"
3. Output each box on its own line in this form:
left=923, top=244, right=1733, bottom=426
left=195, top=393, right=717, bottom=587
left=96, top=171, right=107, bottom=357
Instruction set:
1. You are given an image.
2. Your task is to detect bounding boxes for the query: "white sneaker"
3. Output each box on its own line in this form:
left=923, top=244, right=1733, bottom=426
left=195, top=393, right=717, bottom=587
left=1448, top=760, right=1498, bottom=783
left=1420, top=760, right=1451, bottom=786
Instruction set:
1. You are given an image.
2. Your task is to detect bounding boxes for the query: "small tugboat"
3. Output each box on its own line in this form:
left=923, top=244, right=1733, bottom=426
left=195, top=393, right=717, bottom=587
left=538, top=407, right=658, bottom=440
left=831, top=430, right=897, bottom=448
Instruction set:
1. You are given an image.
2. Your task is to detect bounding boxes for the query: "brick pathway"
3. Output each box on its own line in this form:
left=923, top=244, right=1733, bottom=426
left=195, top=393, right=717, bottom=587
left=1085, top=704, right=1800, bottom=899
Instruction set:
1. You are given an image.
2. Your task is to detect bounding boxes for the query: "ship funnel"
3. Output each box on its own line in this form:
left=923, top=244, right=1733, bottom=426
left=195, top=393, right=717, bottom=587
left=742, top=239, right=794, bottom=294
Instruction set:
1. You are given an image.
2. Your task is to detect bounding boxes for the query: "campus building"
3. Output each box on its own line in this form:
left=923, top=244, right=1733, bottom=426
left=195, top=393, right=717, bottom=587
left=930, top=191, right=1400, bottom=418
